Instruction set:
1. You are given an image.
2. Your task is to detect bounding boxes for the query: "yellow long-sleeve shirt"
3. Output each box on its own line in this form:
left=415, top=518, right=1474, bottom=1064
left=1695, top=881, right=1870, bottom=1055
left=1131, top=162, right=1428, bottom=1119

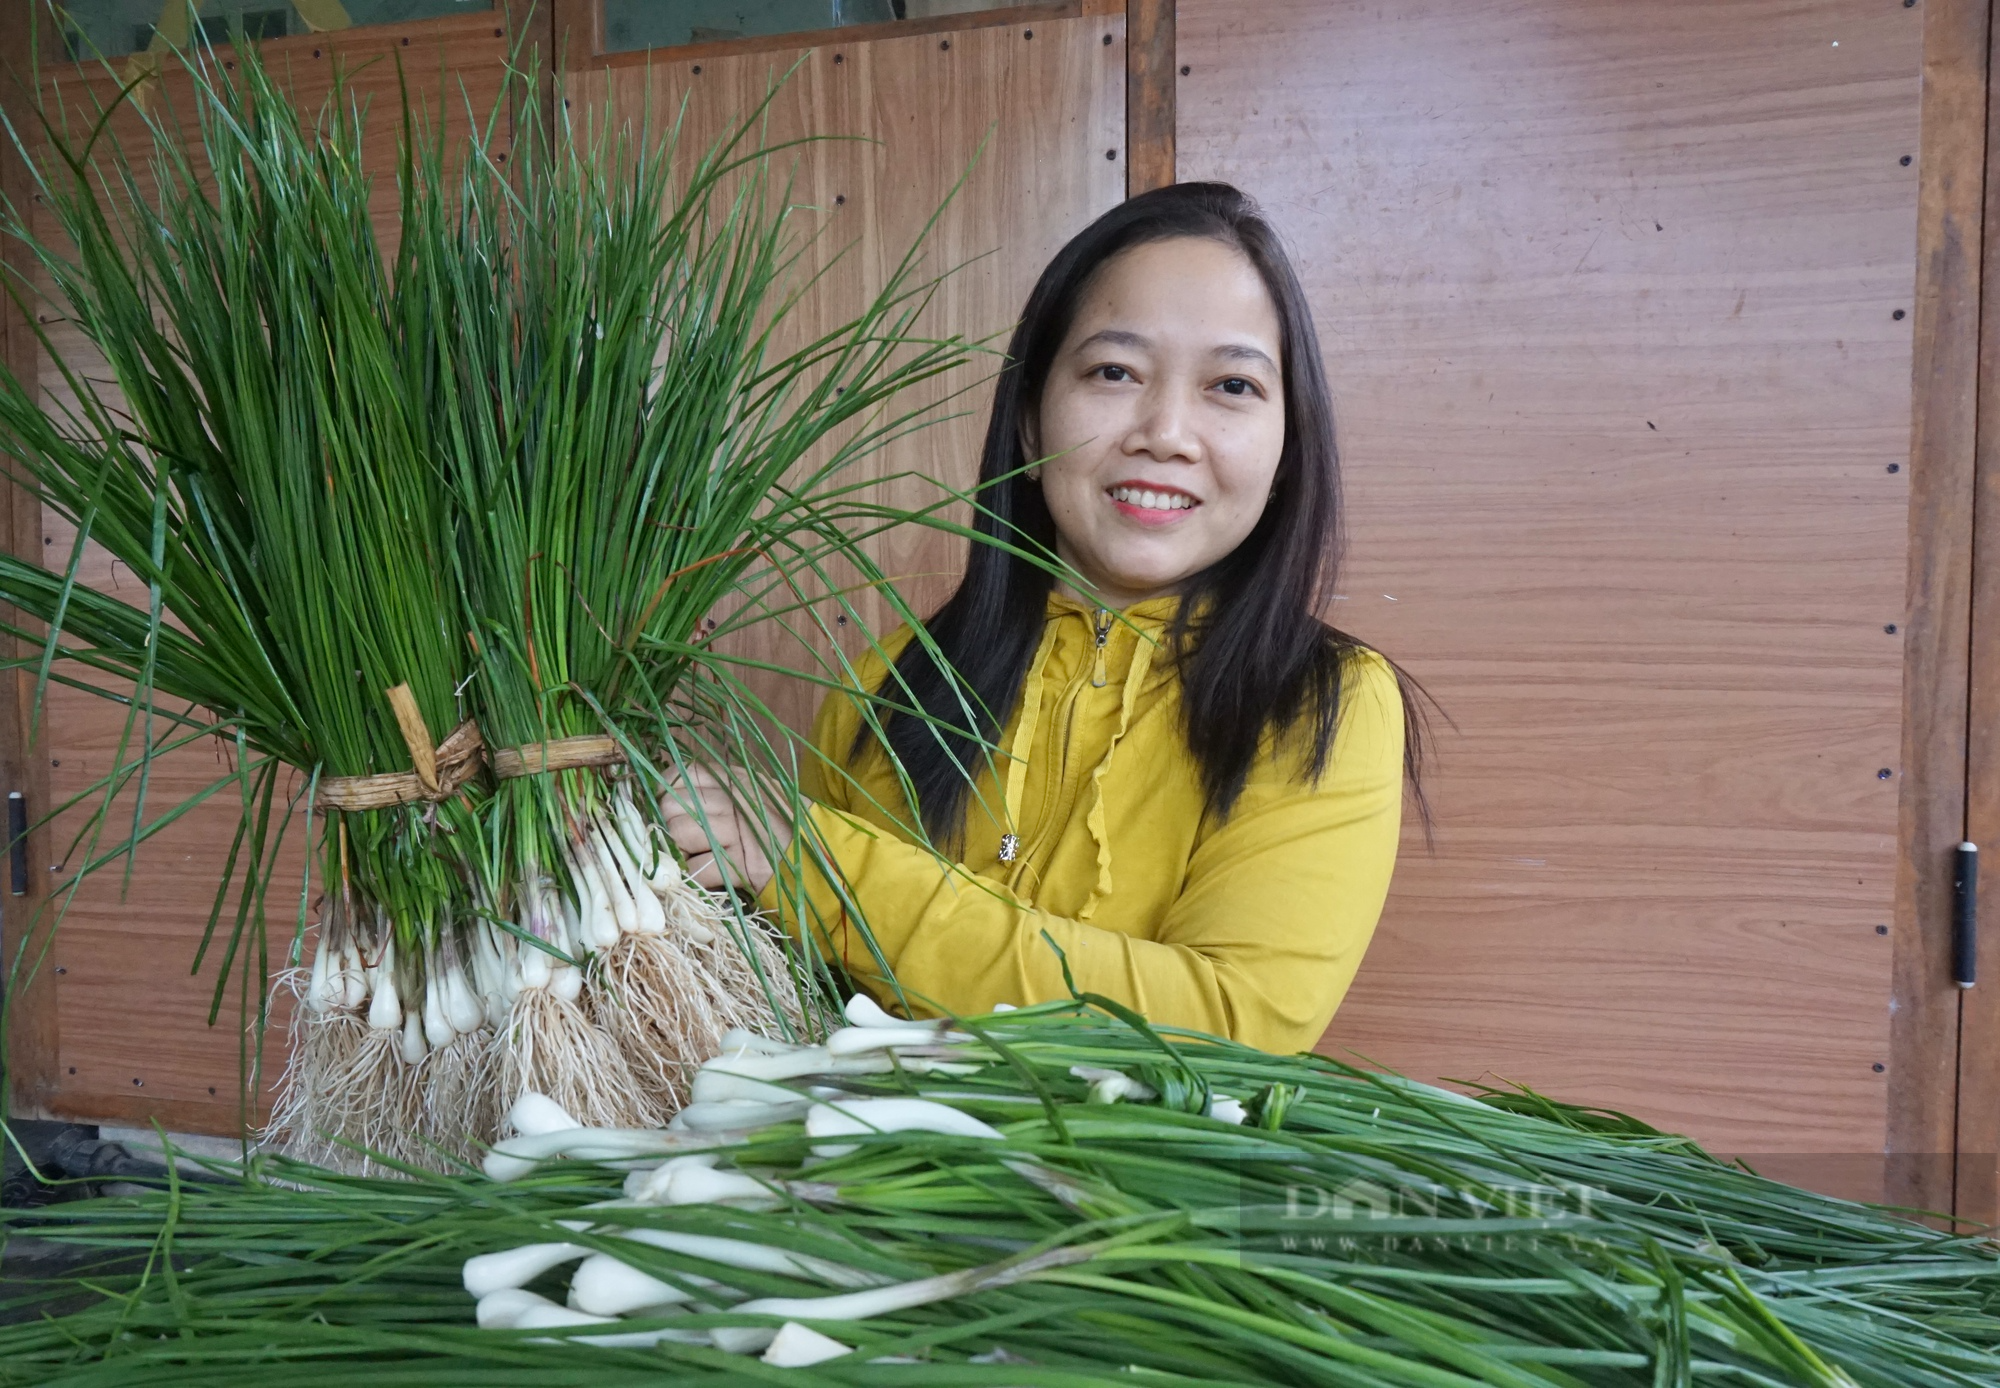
left=758, top=590, right=1405, bottom=1054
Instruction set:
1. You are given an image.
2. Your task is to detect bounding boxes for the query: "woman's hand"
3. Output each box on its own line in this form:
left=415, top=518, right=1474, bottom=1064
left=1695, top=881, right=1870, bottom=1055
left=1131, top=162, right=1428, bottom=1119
left=660, top=764, right=793, bottom=896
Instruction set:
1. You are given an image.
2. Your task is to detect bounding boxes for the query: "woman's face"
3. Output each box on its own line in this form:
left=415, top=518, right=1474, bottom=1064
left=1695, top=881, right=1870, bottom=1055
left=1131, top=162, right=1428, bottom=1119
left=1032, top=236, right=1287, bottom=609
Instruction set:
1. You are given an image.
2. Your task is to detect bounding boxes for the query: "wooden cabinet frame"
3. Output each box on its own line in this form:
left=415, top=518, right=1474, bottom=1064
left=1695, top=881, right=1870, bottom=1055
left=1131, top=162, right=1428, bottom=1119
left=1954, top=0, right=2000, bottom=1232
left=1893, top=0, right=1985, bottom=1222
left=0, top=0, right=53, bottom=1125
left=1123, top=0, right=1170, bottom=194
left=1896, top=0, right=2000, bottom=1229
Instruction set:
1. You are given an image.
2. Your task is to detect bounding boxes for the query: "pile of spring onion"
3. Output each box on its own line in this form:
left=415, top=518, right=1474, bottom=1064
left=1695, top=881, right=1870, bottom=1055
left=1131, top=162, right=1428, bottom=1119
left=4, top=997, right=1997, bottom=1385
left=0, top=36, right=987, bottom=1169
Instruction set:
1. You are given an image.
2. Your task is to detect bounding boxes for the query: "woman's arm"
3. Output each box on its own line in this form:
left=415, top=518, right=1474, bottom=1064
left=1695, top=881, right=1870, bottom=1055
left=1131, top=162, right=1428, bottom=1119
left=751, top=654, right=1406, bottom=1055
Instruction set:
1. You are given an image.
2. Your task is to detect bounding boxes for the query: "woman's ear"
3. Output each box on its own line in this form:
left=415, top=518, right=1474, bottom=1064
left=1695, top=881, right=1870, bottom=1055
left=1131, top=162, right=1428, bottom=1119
left=1019, top=420, right=1042, bottom=481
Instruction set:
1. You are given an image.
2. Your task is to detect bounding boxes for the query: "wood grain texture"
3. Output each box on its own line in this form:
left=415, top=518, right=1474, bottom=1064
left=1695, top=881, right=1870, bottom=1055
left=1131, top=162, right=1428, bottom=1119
left=1178, top=0, right=1921, bottom=1189
left=576, top=13, right=1125, bottom=736
left=1124, top=0, right=1173, bottom=196
left=18, top=14, right=513, bottom=1131
left=1954, top=0, right=2000, bottom=1230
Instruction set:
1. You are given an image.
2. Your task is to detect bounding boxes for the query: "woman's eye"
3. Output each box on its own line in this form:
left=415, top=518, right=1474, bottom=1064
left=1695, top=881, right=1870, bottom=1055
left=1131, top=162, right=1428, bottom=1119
left=1095, top=364, right=1133, bottom=383
left=1218, top=376, right=1260, bottom=397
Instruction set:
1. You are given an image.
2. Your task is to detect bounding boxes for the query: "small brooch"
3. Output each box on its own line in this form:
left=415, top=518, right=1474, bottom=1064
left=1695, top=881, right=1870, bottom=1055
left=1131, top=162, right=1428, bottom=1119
left=998, top=833, right=1019, bottom=863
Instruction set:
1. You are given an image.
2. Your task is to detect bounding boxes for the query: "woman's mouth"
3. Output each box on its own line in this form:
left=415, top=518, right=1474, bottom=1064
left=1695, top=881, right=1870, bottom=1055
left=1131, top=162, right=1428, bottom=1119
left=1106, top=483, right=1198, bottom=524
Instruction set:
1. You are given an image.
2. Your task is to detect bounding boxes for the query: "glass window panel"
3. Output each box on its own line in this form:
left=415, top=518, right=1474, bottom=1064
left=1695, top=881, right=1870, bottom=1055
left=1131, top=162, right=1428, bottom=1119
left=601, top=0, right=1019, bottom=54
left=57, top=0, right=496, bottom=62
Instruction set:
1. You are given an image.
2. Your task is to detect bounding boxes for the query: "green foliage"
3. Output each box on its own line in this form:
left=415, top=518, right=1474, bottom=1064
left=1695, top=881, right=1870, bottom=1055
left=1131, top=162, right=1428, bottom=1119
left=4, top=1003, right=1998, bottom=1385
left=0, top=24, right=1014, bottom=1080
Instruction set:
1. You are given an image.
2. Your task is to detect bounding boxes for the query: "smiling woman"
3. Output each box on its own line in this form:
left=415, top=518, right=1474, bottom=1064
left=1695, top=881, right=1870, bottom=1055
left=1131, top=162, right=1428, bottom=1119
left=663, top=183, right=1425, bottom=1054
left=1033, top=237, right=1290, bottom=607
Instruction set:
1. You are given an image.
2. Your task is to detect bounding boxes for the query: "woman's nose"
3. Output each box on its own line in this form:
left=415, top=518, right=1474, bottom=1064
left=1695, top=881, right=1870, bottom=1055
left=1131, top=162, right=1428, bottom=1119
left=1125, top=384, right=1203, bottom=465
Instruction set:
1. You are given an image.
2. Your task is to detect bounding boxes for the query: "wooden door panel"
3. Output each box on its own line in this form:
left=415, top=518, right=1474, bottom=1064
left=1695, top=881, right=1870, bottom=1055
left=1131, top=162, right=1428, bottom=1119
left=1958, top=0, right=2000, bottom=1233
left=1178, top=0, right=1918, bottom=1196
left=570, top=9, right=1125, bottom=732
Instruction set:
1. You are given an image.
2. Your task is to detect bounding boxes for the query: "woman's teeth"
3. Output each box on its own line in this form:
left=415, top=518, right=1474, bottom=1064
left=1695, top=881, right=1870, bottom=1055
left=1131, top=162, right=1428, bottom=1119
left=1108, top=486, right=1194, bottom=511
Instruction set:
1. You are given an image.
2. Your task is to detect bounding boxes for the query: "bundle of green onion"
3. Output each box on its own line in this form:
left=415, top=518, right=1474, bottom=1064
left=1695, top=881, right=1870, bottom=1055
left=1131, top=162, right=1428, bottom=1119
left=0, top=38, right=985, bottom=1168
left=3, top=997, right=1997, bottom=1385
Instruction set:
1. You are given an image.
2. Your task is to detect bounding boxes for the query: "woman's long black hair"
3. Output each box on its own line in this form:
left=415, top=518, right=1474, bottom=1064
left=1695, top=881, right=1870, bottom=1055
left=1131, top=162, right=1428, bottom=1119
left=866, top=180, right=1426, bottom=844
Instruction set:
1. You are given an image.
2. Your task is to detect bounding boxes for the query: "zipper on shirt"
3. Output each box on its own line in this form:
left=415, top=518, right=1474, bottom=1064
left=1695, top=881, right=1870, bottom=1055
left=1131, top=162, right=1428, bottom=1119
left=1089, top=607, right=1113, bottom=688
left=1010, top=684, right=1085, bottom=893
left=1009, top=609, right=1115, bottom=893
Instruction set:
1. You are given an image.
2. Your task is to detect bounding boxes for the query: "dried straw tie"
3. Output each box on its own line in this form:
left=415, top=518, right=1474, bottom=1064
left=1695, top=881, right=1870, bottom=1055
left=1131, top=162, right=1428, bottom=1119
left=491, top=734, right=626, bottom=779
left=310, top=686, right=627, bottom=809
left=313, top=684, right=487, bottom=812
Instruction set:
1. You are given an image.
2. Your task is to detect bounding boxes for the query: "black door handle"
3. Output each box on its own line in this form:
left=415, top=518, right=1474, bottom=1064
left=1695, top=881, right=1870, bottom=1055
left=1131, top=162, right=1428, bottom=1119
left=1954, top=841, right=1978, bottom=988
left=8, top=790, right=26, bottom=897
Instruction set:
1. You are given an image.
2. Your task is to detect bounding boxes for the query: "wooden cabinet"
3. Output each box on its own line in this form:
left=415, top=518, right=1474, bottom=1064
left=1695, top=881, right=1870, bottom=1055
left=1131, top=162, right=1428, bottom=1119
left=1176, top=0, right=1940, bottom=1209
left=1172, top=0, right=2000, bottom=1223
left=13, top=0, right=2000, bottom=1230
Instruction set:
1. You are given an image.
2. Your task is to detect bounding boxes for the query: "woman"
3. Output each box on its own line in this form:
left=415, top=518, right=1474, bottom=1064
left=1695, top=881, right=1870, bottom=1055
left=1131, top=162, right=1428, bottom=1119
left=665, top=182, right=1421, bottom=1054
